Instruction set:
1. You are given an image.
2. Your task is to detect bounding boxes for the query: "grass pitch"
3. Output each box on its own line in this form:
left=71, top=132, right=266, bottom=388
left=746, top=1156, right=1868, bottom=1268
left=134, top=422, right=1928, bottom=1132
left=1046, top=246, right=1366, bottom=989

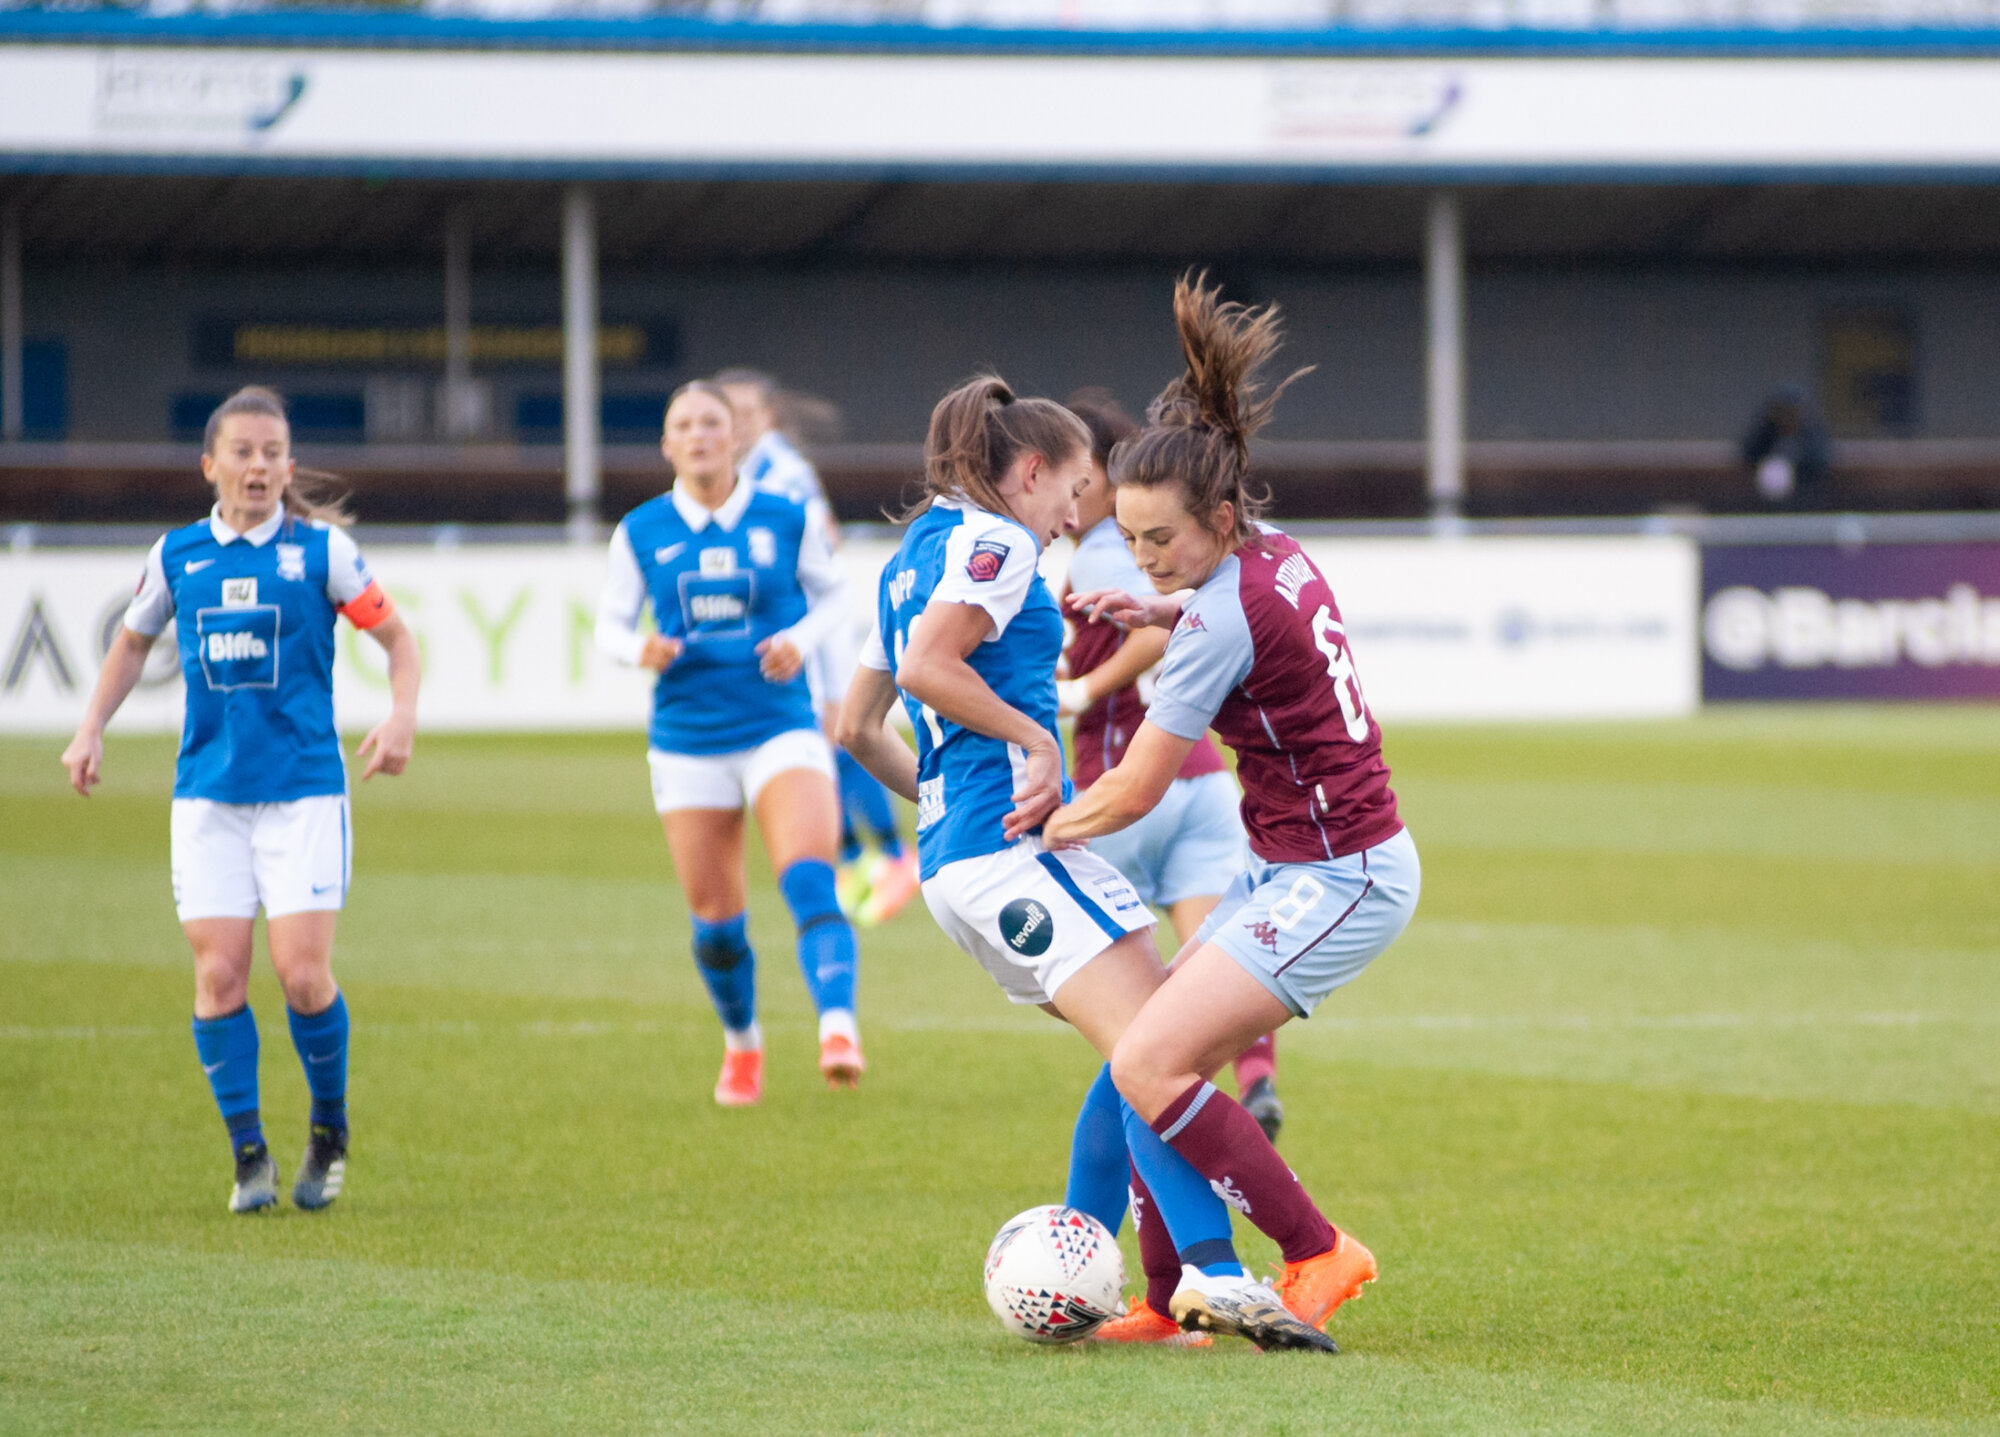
left=2, top=710, right=1996, bottom=1434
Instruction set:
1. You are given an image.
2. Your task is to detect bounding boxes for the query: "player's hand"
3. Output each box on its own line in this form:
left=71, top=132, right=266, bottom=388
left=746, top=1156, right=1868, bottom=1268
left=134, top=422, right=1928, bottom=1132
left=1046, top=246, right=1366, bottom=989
left=1003, top=736, right=1064, bottom=841
left=756, top=634, right=804, bottom=682
left=1067, top=588, right=1178, bottom=630
left=1054, top=678, right=1092, bottom=718
left=61, top=729, right=103, bottom=796
left=639, top=635, right=683, bottom=673
left=357, top=714, right=415, bottom=781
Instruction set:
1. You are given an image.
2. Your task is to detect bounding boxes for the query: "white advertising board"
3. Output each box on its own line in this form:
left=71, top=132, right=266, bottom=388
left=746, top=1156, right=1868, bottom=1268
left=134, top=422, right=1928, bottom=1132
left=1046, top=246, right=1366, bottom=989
left=6, top=46, right=2000, bottom=174
left=0, top=534, right=1695, bottom=737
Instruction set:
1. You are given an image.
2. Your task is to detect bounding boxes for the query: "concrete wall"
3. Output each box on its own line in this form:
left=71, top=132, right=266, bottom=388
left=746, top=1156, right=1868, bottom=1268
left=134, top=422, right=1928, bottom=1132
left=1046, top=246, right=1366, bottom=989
left=16, top=258, right=2000, bottom=443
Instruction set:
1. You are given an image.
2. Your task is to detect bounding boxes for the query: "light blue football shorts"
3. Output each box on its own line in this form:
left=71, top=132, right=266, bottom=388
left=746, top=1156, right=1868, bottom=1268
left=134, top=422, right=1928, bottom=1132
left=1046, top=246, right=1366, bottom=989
left=1088, top=769, right=1248, bottom=910
left=1192, top=826, right=1421, bottom=1018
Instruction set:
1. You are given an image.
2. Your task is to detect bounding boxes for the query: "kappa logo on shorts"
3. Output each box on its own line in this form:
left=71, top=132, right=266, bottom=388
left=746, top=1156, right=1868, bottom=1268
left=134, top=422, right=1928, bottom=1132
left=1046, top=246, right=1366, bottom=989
left=999, top=897, right=1054, bottom=957
left=1246, top=919, right=1280, bottom=951
left=965, top=539, right=1010, bottom=583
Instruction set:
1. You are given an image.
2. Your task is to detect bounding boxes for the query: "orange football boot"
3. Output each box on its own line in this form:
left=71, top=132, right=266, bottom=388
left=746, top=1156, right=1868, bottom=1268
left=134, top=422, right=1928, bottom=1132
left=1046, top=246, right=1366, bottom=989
left=819, top=1033, right=865, bottom=1090
left=713, top=1048, right=764, bottom=1107
left=1092, top=1303, right=1213, bottom=1348
left=1275, top=1230, right=1378, bottom=1330
left=855, top=850, right=921, bottom=927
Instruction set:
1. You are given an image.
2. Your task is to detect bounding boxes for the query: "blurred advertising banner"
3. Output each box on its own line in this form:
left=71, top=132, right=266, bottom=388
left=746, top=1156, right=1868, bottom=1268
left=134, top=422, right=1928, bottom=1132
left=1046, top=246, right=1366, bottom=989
left=1703, top=544, right=2000, bottom=701
left=2, top=534, right=1696, bottom=736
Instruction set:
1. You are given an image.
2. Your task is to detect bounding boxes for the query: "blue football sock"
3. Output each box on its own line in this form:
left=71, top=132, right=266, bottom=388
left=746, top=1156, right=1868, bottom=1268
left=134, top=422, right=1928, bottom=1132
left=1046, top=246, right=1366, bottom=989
left=1122, top=1099, right=1245, bottom=1276
left=837, top=749, right=905, bottom=860
left=1063, top=1063, right=1130, bottom=1234
left=192, top=1006, right=264, bottom=1155
left=779, top=860, right=857, bottom=1016
left=692, top=913, right=757, bottom=1035
left=287, top=992, right=349, bottom=1131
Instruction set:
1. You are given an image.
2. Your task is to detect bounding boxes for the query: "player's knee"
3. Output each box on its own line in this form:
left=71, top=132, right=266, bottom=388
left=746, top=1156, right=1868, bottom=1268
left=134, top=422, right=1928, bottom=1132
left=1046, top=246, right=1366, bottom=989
left=1108, top=1037, right=1173, bottom=1125
left=778, top=858, right=844, bottom=933
left=692, top=913, right=752, bottom=972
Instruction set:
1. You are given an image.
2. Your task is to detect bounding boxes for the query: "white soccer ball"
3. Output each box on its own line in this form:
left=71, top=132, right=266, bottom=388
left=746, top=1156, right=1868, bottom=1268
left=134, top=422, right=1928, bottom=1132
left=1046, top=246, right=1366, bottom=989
left=982, top=1204, right=1125, bottom=1344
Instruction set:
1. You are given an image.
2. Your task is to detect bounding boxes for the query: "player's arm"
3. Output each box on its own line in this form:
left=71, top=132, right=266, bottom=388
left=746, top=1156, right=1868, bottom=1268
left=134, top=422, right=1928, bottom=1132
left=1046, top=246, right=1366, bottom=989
left=898, top=599, right=1063, bottom=841
left=356, top=610, right=421, bottom=780
left=1056, top=626, right=1168, bottom=717
left=835, top=662, right=919, bottom=802
left=595, top=520, right=681, bottom=673
left=62, top=625, right=158, bottom=797
left=1043, top=721, right=1194, bottom=844
left=1067, top=587, right=1185, bottom=631
left=757, top=505, right=849, bottom=683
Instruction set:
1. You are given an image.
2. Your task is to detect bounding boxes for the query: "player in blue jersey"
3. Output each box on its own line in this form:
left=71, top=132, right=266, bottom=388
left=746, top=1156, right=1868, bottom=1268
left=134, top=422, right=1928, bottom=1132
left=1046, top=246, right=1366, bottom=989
left=717, top=368, right=920, bottom=929
left=597, top=380, right=863, bottom=1106
left=837, top=376, right=1333, bottom=1352
left=61, top=386, right=422, bottom=1215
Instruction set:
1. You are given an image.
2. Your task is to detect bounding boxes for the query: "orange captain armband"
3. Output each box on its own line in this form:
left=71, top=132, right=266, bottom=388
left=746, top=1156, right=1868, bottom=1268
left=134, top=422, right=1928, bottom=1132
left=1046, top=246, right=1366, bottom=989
left=340, top=581, right=395, bottom=630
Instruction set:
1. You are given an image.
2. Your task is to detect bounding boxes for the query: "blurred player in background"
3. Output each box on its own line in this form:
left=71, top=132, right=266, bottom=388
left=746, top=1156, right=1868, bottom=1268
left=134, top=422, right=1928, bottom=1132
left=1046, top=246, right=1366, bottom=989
left=1056, top=392, right=1284, bottom=1143
left=838, top=375, right=1334, bottom=1352
left=60, top=386, right=421, bottom=1215
left=715, top=367, right=919, bottom=928
left=1046, top=274, right=1420, bottom=1343
left=597, top=380, right=863, bottom=1106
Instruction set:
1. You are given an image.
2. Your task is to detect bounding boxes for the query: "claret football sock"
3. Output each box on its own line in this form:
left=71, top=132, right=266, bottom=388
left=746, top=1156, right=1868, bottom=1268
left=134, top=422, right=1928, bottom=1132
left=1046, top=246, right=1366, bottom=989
left=192, top=1005, right=264, bottom=1155
left=287, top=991, right=349, bottom=1132
left=779, top=859, right=858, bottom=1016
left=692, top=913, right=758, bottom=1035
left=1232, top=1033, right=1277, bottom=1092
left=1152, top=1080, right=1337, bottom=1265
left=1063, top=1064, right=1131, bottom=1233
left=1127, top=1168, right=1186, bottom=1319
left=1121, top=1098, right=1244, bottom=1278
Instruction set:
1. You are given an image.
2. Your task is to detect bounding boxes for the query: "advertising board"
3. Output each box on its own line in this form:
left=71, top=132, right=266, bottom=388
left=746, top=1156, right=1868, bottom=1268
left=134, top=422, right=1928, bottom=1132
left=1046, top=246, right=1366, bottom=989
left=2, top=534, right=1697, bottom=737
left=1702, top=543, right=2000, bottom=701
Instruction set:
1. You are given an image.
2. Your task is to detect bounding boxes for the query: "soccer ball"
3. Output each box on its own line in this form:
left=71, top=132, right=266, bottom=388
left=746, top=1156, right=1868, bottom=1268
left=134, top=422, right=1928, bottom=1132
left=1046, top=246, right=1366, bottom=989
left=982, top=1204, right=1125, bottom=1344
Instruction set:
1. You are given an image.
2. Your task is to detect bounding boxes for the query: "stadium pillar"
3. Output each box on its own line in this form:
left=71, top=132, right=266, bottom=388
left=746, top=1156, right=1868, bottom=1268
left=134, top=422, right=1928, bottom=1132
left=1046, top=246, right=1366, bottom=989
left=442, top=207, right=473, bottom=439
left=1424, top=189, right=1466, bottom=523
left=562, top=184, right=602, bottom=542
left=1, top=202, right=21, bottom=443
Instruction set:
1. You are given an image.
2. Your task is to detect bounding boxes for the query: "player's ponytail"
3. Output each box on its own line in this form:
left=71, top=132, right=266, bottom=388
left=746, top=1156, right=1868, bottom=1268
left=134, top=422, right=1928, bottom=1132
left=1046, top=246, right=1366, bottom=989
left=1110, top=271, right=1311, bottom=548
left=910, top=373, right=1089, bottom=521
left=203, top=386, right=354, bottom=527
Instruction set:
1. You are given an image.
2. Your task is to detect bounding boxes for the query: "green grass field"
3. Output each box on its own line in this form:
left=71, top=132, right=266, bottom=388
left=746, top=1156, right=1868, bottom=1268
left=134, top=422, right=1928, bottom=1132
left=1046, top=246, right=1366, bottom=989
left=3, top=710, right=1997, bottom=1434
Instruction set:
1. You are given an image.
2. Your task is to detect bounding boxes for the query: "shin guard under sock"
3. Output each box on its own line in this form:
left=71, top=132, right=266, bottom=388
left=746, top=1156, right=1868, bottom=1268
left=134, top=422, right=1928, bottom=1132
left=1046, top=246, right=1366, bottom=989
left=692, top=913, right=757, bottom=1037
left=1121, top=1097, right=1243, bottom=1277
left=287, top=992, right=349, bottom=1131
left=1062, top=1063, right=1130, bottom=1234
left=779, top=859, right=857, bottom=1016
left=1152, top=1080, right=1337, bottom=1264
left=192, top=1006, right=263, bottom=1155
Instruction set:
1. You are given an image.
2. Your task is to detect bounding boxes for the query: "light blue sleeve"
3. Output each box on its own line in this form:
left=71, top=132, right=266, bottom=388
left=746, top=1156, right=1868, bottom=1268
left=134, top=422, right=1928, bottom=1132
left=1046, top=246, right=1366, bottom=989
left=1065, top=526, right=1147, bottom=598
left=1143, top=577, right=1254, bottom=741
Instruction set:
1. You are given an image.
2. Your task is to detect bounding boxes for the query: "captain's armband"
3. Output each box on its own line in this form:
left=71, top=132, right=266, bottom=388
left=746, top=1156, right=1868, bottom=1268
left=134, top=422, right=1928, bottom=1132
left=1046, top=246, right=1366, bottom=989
left=340, top=581, right=396, bottom=631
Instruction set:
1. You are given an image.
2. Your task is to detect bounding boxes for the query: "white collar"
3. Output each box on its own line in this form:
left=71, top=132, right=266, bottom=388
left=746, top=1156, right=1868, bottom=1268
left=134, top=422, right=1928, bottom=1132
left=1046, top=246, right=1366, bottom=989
left=670, top=476, right=753, bottom=533
left=208, top=505, right=285, bottom=547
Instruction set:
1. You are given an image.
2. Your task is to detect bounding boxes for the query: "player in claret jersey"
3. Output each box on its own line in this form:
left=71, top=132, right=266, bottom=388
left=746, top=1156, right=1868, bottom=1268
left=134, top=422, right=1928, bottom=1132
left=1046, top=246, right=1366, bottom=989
left=597, top=380, right=863, bottom=1106
left=62, top=386, right=422, bottom=1215
left=1046, top=275, right=1422, bottom=1345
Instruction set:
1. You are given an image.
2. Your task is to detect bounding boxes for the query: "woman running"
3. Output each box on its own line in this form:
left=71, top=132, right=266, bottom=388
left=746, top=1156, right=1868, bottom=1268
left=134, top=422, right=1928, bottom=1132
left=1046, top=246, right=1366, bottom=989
left=1056, top=394, right=1284, bottom=1141
left=1045, top=274, right=1421, bottom=1341
left=715, top=367, right=919, bottom=927
left=837, top=375, right=1334, bottom=1352
left=596, top=380, right=863, bottom=1106
left=61, top=385, right=421, bottom=1215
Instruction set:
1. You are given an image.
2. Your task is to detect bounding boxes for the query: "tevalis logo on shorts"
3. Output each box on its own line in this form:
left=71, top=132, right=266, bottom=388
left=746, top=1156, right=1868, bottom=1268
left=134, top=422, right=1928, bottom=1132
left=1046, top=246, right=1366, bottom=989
left=966, top=539, right=1009, bottom=583
left=999, top=898, right=1053, bottom=957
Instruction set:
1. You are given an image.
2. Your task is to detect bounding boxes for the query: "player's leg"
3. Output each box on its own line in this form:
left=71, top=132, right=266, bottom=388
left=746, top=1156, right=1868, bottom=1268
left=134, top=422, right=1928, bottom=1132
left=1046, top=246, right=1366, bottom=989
left=750, top=733, right=864, bottom=1088
left=175, top=798, right=274, bottom=1213
left=258, top=794, right=351, bottom=1209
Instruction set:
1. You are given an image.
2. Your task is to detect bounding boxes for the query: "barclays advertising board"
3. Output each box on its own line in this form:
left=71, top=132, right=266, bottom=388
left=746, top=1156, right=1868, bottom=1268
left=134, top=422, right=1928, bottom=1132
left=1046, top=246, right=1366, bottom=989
left=1702, top=544, right=2000, bottom=701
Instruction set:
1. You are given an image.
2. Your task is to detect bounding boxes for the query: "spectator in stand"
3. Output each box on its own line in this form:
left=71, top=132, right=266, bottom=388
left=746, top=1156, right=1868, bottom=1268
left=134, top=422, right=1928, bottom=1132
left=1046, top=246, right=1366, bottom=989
left=1742, top=384, right=1833, bottom=508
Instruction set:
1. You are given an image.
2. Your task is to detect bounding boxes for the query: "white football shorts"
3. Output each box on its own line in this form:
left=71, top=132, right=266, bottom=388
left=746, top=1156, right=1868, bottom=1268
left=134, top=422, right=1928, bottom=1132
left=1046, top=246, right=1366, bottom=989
left=170, top=794, right=351, bottom=922
left=922, top=839, right=1157, bottom=1007
left=1087, top=769, right=1247, bottom=911
left=647, top=727, right=836, bottom=813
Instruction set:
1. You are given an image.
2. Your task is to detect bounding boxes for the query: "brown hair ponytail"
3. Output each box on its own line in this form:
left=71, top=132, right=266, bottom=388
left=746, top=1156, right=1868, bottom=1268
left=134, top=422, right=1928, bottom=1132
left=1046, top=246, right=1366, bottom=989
left=203, top=385, right=353, bottom=527
left=1109, top=272, right=1311, bottom=547
left=910, top=374, right=1090, bottom=521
